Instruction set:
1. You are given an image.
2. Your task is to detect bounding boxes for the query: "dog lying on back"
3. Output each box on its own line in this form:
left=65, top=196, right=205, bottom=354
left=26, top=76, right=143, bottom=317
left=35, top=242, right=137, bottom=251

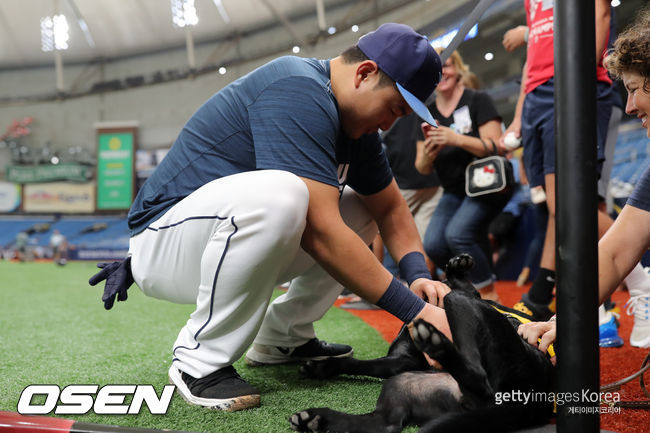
left=289, top=254, right=555, bottom=433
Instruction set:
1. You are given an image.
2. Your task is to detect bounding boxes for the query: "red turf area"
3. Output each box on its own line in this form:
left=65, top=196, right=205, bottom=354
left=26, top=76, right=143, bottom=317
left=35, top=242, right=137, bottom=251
left=336, top=281, right=650, bottom=433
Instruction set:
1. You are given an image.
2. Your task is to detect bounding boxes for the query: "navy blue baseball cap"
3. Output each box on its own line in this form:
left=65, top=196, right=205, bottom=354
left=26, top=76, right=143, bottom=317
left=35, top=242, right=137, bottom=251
left=358, top=23, right=442, bottom=127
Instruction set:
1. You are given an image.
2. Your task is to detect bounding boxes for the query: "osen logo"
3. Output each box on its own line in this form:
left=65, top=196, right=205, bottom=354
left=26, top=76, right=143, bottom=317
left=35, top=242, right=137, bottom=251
left=17, top=384, right=175, bottom=415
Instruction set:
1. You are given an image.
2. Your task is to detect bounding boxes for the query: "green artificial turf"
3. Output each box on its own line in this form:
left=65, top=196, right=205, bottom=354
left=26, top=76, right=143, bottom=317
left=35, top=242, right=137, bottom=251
left=0, top=261, right=411, bottom=433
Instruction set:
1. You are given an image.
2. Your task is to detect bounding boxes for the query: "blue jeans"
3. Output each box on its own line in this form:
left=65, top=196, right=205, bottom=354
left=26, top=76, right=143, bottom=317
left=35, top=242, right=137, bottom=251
left=423, top=190, right=512, bottom=288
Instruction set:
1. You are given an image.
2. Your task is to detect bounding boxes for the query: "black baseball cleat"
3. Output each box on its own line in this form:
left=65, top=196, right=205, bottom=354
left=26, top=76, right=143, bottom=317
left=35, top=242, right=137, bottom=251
left=169, top=365, right=260, bottom=411
left=245, top=338, right=353, bottom=366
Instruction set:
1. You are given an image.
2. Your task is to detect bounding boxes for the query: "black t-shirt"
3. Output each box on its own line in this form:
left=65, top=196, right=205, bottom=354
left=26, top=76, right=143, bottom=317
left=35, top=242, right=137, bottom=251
left=382, top=113, right=441, bottom=190
left=428, top=88, right=501, bottom=195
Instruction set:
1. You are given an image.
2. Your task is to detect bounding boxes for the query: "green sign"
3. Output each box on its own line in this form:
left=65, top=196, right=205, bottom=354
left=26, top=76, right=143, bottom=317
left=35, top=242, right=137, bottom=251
left=97, top=132, right=134, bottom=210
left=6, top=163, right=90, bottom=183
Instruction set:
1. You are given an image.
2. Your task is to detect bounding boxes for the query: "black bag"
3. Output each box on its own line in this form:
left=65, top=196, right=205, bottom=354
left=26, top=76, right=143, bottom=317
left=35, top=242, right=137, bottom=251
left=465, top=142, right=515, bottom=197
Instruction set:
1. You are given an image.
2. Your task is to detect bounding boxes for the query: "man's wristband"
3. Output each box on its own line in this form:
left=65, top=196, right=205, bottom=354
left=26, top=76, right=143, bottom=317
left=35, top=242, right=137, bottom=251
left=399, top=251, right=431, bottom=286
left=375, top=276, right=426, bottom=323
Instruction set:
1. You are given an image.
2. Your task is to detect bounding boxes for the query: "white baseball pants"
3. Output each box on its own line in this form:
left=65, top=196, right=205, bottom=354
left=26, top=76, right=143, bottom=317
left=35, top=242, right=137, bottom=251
left=128, top=170, right=378, bottom=378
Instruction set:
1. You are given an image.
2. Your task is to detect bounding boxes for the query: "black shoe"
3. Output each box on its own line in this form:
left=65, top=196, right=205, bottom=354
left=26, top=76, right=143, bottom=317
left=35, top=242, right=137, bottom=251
left=169, top=365, right=260, bottom=411
left=245, top=338, right=353, bottom=366
left=512, top=293, right=554, bottom=321
left=339, top=287, right=354, bottom=297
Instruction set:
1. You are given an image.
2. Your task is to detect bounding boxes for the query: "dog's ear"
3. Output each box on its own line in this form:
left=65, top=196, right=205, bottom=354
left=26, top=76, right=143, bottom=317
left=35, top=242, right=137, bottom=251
left=444, top=254, right=480, bottom=298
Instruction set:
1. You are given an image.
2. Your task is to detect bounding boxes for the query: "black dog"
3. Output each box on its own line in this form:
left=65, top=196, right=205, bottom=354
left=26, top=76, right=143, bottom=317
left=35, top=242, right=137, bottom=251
left=289, top=254, right=555, bottom=433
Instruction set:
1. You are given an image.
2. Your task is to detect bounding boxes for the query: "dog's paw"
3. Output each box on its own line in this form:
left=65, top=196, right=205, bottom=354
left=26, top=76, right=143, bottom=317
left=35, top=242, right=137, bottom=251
left=409, top=319, right=451, bottom=360
left=444, top=254, right=480, bottom=298
left=445, top=254, right=474, bottom=277
left=289, top=410, right=325, bottom=432
left=299, top=359, right=340, bottom=379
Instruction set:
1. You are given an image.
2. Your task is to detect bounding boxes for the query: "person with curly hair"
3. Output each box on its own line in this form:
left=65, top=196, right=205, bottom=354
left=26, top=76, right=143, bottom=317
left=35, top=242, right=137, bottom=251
left=519, top=8, right=650, bottom=353
left=605, top=9, right=650, bottom=99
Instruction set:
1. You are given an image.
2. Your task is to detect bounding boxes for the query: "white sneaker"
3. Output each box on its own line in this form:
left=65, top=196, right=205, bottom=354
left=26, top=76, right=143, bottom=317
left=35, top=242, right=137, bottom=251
left=626, top=294, right=650, bottom=348
left=598, top=304, right=620, bottom=326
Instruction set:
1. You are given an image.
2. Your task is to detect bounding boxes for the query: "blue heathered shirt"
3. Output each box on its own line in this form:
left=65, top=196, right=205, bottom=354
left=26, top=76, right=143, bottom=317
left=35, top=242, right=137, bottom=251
left=627, top=165, right=650, bottom=213
left=128, top=56, right=393, bottom=235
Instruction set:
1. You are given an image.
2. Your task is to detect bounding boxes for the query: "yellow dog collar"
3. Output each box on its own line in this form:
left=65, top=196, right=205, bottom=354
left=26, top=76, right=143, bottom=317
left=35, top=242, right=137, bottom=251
left=491, top=305, right=556, bottom=358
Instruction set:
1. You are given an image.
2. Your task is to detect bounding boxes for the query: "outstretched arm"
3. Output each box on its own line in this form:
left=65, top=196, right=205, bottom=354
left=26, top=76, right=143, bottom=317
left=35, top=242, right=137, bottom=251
left=519, top=203, right=650, bottom=358
left=360, top=179, right=451, bottom=306
left=298, top=177, right=451, bottom=339
left=598, top=204, right=650, bottom=304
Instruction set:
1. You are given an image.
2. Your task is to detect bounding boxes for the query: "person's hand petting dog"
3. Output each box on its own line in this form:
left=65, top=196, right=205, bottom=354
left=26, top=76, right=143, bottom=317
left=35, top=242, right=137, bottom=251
left=411, top=278, right=451, bottom=308
left=412, top=279, right=453, bottom=365
left=517, top=318, right=557, bottom=366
